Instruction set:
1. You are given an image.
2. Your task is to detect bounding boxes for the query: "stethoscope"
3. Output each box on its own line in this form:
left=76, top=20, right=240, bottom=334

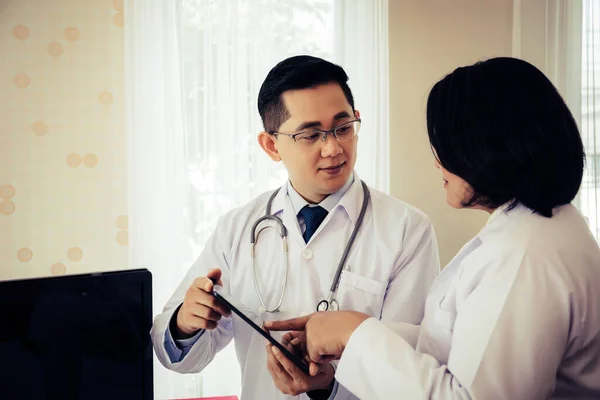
left=250, top=180, right=370, bottom=313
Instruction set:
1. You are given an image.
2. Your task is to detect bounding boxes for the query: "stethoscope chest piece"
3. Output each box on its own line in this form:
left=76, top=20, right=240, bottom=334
left=317, top=298, right=339, bottom=312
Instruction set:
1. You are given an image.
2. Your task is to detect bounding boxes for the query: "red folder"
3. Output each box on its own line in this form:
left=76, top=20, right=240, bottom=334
left=172, top=397, right=239, bottom=400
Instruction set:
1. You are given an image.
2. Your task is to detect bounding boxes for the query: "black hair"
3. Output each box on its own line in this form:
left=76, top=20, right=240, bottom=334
left=257, top=55, right=355, bottom=132
left=426, top=57, right=585, bottom=218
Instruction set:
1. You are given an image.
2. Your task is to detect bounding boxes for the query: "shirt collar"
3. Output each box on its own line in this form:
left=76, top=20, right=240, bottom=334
left=286, top=172, right=355, bottom=215
left=476, top=201, right=521, bottom=243
left=486, top=201, right=513, bottom=225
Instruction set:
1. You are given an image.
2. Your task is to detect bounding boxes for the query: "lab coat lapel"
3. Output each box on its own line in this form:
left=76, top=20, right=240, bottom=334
left=269, top=185, right=305, bottom=247
left=336, top=173, right=365, bottom=226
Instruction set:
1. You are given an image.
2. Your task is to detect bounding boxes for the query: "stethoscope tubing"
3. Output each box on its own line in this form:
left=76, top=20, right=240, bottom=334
left=251, top=180, right=370, bottom=313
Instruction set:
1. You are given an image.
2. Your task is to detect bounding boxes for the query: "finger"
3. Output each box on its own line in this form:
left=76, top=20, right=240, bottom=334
left=206, top=268, right=222, bottom=284
left=284, top=335, right=305, bottom=357
left=319, top=355, right=337, bottom=363
left=281, top=330, right=304, bottom=342
left=203, top=278, right=214, bottom=293
left=304, top=353, right=312, bottom=364
left=291, top=331, right=307, bottom=354
left=271, top=346, right=305, bottom=379
left=285, top=340, right=303, bottom=358
left=266, top=345, right=292, bottom=384
left=265, top=344, right=280, bottom=375
left=188, top=303, right=222, bottom=322
left=309, top=362, right=321, bottom=377
left=281, top=332, right=293, bottom=346
left=193, top=270, right=223, bottom=293
left=193, top=290, right=231, bottom=317
left=283, top=330, right=304, bottom=343
left=193, top=276, right=210, bottom=291
left=308, top=348, right=322, bottom=364
left=285, top=342, right=295, bottom=353
left=264, top=315, right=311, bottom=331
left=308, top=351, right=337, bottom=365
left=182, top=314, right=218, bottom=331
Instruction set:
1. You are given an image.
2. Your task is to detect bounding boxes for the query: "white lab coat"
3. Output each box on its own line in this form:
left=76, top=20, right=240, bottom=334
left=335, top=203, right=600, bottom=399
left=151, top=176, right=440, bottom=399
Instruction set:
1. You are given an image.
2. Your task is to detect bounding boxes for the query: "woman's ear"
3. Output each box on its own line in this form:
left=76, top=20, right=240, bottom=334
left=354, top=109, right=361, bottom=119
left=257, top=131, right=282, bottom=162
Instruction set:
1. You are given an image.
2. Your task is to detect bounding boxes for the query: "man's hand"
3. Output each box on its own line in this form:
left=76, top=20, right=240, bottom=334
left=173, top=268, right=231, bottom=339
left=265, top=331, right=335, bottom=396
left=264, top=311, right=370, bottom=369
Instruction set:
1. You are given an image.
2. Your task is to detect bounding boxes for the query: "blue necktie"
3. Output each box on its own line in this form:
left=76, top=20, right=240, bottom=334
left=298, top=205, right=328, bottom=243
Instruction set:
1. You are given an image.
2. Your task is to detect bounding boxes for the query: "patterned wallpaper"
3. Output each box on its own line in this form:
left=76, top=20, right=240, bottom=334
left=0, top=0, right=127, bottom=280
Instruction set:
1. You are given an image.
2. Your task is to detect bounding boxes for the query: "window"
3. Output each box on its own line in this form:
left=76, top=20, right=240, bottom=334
left=181, top=0, right=336, bottom=263
left=177, top=1, right=337, bottom=397
left=581, top=0, right=600, bottom=240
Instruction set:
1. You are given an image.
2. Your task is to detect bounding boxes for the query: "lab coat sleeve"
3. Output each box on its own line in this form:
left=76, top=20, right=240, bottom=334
left=150, top=218, right=234, bottom=374
left=380, top=320, right=420, bottom=349
left=334, top=253, right=571, bottom=400
left=336, top=318, right=437, bottom=399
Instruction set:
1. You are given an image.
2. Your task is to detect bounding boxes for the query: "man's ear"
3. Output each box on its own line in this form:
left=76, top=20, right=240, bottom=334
left=354, top=110, right=361, bottom=142
left=257, top=131, right=282, bottom=162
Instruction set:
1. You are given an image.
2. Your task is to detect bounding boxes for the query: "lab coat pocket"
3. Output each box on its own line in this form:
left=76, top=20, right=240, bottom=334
left=337, top=270, right=387, bottom=316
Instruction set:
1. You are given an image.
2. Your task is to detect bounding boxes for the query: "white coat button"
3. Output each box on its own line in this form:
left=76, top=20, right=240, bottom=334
left=302, top=249, right=313, bottom=260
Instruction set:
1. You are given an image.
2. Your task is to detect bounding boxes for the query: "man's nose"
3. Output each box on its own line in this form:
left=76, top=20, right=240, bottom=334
left=320, top=133, right=343, bottom=157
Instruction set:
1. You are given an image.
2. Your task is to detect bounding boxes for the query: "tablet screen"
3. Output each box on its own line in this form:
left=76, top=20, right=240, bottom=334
left=212, top=286, right=309, bottom=374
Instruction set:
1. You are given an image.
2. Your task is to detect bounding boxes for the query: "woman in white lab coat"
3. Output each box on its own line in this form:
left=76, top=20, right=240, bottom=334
left=265, top=57, right=600, bottom=399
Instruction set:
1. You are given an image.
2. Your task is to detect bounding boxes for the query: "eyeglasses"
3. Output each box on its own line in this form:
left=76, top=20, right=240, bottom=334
left=269, top=119, right=361, bottom=147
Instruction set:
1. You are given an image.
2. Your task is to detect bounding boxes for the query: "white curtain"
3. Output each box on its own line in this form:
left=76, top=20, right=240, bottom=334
left=125, top=1, right=198, bottom=399
left=333, top=0, right=390, bottom=193
left=581, top=0, right=600, bottom=240
left=512, top=0, right=582, bottom=101
left=511, top=0, right=600, bottom=238
left=126, top=0, right=389, bottom=398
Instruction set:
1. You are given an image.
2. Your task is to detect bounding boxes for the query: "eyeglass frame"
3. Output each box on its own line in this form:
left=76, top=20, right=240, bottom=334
left=268, top=118, right=362, bottom=143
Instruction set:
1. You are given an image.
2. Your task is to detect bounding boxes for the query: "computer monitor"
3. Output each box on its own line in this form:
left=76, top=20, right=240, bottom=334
left=0, top=269, right=153, bottom=400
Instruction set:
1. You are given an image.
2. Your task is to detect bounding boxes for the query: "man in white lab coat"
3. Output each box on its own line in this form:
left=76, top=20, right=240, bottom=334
left=151, top=55, right=440, bottom=400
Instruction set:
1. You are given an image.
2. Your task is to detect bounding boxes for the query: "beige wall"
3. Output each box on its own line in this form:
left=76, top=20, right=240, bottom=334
left=388, top=0, right=515, bottom=265
left=0, top=0, right=127, bottom=280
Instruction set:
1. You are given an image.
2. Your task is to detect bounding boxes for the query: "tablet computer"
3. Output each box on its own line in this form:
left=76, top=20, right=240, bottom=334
left=212, top=286, right=309, bottom=375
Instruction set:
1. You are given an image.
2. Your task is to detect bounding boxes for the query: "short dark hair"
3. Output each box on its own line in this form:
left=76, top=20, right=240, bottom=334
left=257, top=55, right=355, bottom=132
left=426, top=57, right=585, bottom=218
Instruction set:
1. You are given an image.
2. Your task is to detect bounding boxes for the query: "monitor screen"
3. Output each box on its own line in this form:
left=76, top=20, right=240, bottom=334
left=0, top=269, right=153, bottom=400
